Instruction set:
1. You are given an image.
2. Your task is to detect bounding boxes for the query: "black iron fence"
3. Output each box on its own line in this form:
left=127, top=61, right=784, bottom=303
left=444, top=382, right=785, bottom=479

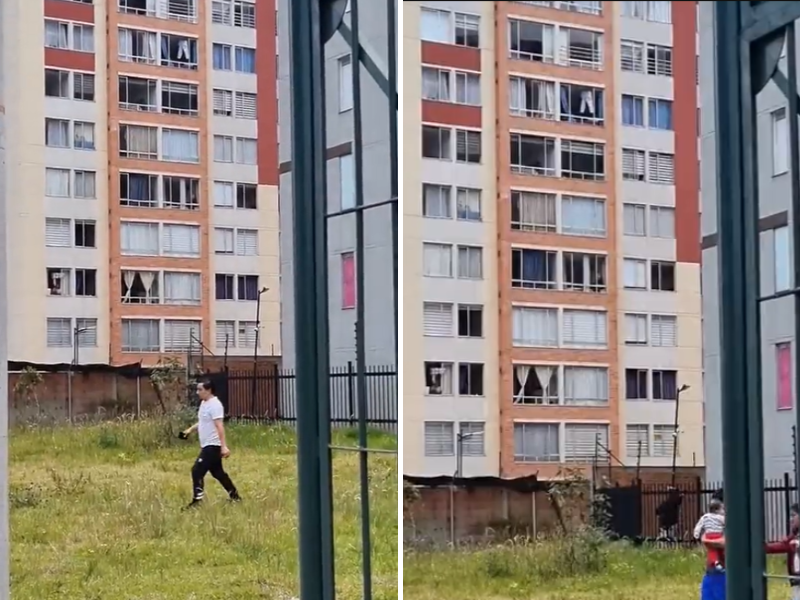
left=205, top=363, right=397, bottom=429
left=599, top=475, right=798, bottom=544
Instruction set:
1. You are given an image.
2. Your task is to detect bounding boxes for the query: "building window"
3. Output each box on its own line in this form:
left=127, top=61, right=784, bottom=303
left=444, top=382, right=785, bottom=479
left=456, top=188, right=481, bottom=221
left=215, top=273, right=235, bottom=300
left=648, top=98, right=673, bottom=130
left=455, top=129, right=481, bottom=163
left=74, top=220, right=96, bottom=248
left=419, top=8, right=450, bottom=44
left=647, top=1, right=672, bottom=23
left=623, top=203, right=647, bottom=236
left=457, top=245, right=483, bottom=279
left=773, top=108, right=789, bottom=175
left=422, top=126, right=451, bottom=160
left=44, top=69, right=70, bottom=98
left=73, top=72, right=95, bottom=102
left=47, top=268, right=71, bottom=296
left=162, top=81, right=199, bottom=116
left=626, top=368, right=648, bottom=400
left=45, top=168, right=70, bottom=198
left=514, top=423, right=560, bottom=463
left=777, top=342, right=793, bottom=410
left=422, top=243, right=452, bottom=277
left=120, top=124, right=158, bottom=160
left=121, top=270, right=160, bottom=304
left=513, top=365, right=559, bottom=405
left=423, top=302, right=453, bottom=337
left=625, top=313, right=648, bottom=345
left=44, top=20, right=69, bottom=49
left=775, top=226, right=792, bottom=292
left=562, top=310, right=607, bottom=348
left=624, top=258, right=647, bottom=289
left=422, top=184, right=451, bottom=218
left=234, top=46, right=256, bottom=73
left=75, top=318, right=98, bottom=347
left=648, top=152, right=675, bottom=184
left=509, top=76, right=556, bottom=120
left=46, top=318, right=72, bottom=348
left=651, top=261, right=676, bottom=291
left=341, top=252, right=356, bottom=309
left=621, top=148, right=646, bottom=181
left=163, top=272, right=201, bottom=305
left=73, top=121, right=96, bottom=150
left=162, top=175, right=199, bottom=210
left=561, top=195, right=606, bottom=237
left=511, top=191, right=556, bottom=232
left=162, top=128, right=199, bottom=163
left=652, top=369, right=678, bottom=400
left=647, top=44, right=673, bottom=77
left=235, top=229, right=258, bottom=256
left=120, top=222, right=159, bottom=255
left=120, top=172, right=158, bottom=207
left=213, top=181, right=235, bottom=208
left=565, top=424, right=608, bottom=462
left=212, top=43, right=232, bottom=70
left=164, top=320, right=202, bottom=352
left=454, top=71, right=480, bottom=105
left=213, top=88, right=233, bottom=116
left=621, top=39, right=645, bottom=72
left=459, top=422, right=485, bottom=457
left=561, top=140, right=605, bottom=181
left=215, top=227, right=234, bottom=255
left=236, top=183, right=257, bottom=209
left=121, top=319, right=160, bottom=353
left=622, top=94, right=644, bottom=126
left=45, top=118, right=70, bottom=148
left=458, top=305, right=482, bottom=338
left=509, top=19, right=555, bottom=63
left=425, top=362, right=453, bottom=396
left=235, top=137, right=257, bottom=165
left=512, top=248, right=557, bottom=289
left=454, top=13, right=479, bottom=48
left=424, top=421, right=454, bottom=457
left=214, top=135, right=234, bottom=162
left=160, top=33, right=198, bottom=69
left=560, top=83, right=603, bottom=125
left=564, top=367, right=608, bottom=405
left=234, top=92, right=257, bottom=119
left=651, top=314, right=677, bottom=347
left=626, top=424, right=650, bottom=458
left=510, top=133, right=557, bottom=176
left=422, top=67, right=450, bottom=102
left=216, top=320, right=236, bottom=349
left=562, top=252, right=607, bottom=293
left=75, top=269, right=97, bottom=297
left=119, top=75, right=157, bottom=112
left=236, top=274, right=259, bottom=300
left=559, top=26, right=603, bottom=70
left=650, top=206, right=675, bottom=238
left=339, top=154, right=355, bottom=210
left=162, top=223, right=200, bottom=257
left=338, top=55, right=353, bottom=111
left=238, top=321, right=258, bottom=348
left=511, top=306, right=558, bottom=347
left=458, top=363, right=484, bottom=396
left=74, top=170, right=96, bottom=199
left=652, top=425, right=675, bottom=457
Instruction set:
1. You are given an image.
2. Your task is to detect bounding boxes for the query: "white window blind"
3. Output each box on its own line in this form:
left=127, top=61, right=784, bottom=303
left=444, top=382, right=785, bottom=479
left=162, top=224, right=200, bottom=256
left=213, top=89, right=233, bottom=115
left=622, top=148, right=646, bottom=180
left=216, top=320, right=236, bottom=348
left=561, top=196, right=606, bottom=237
left=215, top=227, right=234, bottom=254
left=773, top=108, right=789, bottom=175
left=653, top=425, right=675, bottom=457
left=565, top=423, right=609, bottom=463
left=214, top=181, right=234, bottom=207
left=236, top=229, right=258, bottom=256
left=651, top=314, right=677, bottom=347
left=625, top=313, right=648, bottom=345
left=46, top=318, right=72, bottom=347
left=420, top=8, right=451, bottom=43
left=459, top=422, right=485, bottom=456
left=339, top=55, right=353, bottom=111
left=238, top=321, right=258, bottom=347
left=45, top=218, right=71, bottom=247
left=45, top=168, right=70, bottom=197
left=564, top=367, right=608, bottom=405
left=424, top=421, right=455, bottom=456
left=235, top=92, right=257, bottom=119
left=562, top=310, right=607, bottom=347
left=120, top=221, right=159, bottom=256
left=161, top=129, right=199, bottom=163
left=624, top=258, right=647, bottom=288
left=648, top=152, right=675, bottom=184
left=164, top=319, right=201, bottom=352
left=214, top=135, right=234, bottom=162
left=423, top=302, right=453, bottom=337
left=512, top=306, right=558, bottom=347
left=163, top=272, right=201, bottom=305
left=75, top=318, right=98, bottom=347
left=626, top=424, right=650, bottom=457
left=422, top=243, right=452, bottom=277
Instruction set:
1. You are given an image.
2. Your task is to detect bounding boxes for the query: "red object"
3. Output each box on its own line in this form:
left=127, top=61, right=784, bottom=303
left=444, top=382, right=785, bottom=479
left=704, top=532, right=725, bottom=569
left=342, top=253, right=356, bottom=309
left=765, top=534, right=799, bottom=579
left=777, top=343, right=793, bottom=410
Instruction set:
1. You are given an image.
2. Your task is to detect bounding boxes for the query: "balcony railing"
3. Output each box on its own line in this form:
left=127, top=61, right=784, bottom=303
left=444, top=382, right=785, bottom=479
left=512, top=1, right=602, bottom=16
left=118, top=0, right=198, bottom=25
left=559, top=45, right=603, bottom=70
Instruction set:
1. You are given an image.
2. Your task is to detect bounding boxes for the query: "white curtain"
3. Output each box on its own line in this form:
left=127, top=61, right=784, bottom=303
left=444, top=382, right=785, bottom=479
left=562, top=197, right=603, bottom=235
left=215, top=228, right=234, bottom=253
left=140, top=271, right=155, bottom=301
left=647, top=1, right=670, bottom=23
left=555, top=28, right=567, bottom=62
left=423, top=244, right=451, bottom=277
left=535, top=366, right=554, bottom=401
left=513, top=307, right=557, bottom=346
left=214, top=182, right=234, bottom=207
left=509, top=77, right=525, bottom=113
left=118, top=29, right=132, bottom=58
left=45, top=168, right=69, bottom=197
left=540, top=82, right=555, bottom=115
left=45, top=22, right=67, bottom=48
left=122, top=270, right=135, bottom=300
left=125, top=125, right=156, bottom=154
left=565, top=367, right=606, bottom=404
left=514, top=365, right=531, bottom=403
left=164, top=273, right=199, bottom=305
left=121, top=223, right=159, bottom=255
left=46, top=120, right=69, bottom=147
left=236, top=138, right=257, bottom=164
left=162, top=130, right=199, bottom=162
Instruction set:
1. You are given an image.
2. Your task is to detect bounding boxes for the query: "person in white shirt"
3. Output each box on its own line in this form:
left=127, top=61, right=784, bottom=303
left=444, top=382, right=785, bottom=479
left=180, top=380, right=240, bottom=509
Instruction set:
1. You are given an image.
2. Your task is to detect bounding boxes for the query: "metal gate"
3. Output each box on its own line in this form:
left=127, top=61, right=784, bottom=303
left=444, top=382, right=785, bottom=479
left=713, top=3, right=800, bottom=599
left=287, top=0, right=398, bottom=599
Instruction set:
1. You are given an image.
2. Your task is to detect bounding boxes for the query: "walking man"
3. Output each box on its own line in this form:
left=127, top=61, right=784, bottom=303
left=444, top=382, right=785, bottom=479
left=181, top=380, right=241, bottom=509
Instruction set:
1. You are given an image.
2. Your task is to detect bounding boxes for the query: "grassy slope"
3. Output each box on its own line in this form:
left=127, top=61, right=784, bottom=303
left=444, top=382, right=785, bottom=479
left=10, top=420, right=397, bottom=600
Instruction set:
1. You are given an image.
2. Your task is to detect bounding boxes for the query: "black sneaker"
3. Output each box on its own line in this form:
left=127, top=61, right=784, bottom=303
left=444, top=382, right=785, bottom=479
left=228, top=493, right=242, bottom=503
left=182, top=499, right=203, bottom=511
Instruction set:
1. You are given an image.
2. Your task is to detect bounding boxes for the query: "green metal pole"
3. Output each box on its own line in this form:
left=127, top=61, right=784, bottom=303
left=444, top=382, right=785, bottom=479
left=386, top=0, right=398, bottom=367
left=288, top=0, right=335, bottom=598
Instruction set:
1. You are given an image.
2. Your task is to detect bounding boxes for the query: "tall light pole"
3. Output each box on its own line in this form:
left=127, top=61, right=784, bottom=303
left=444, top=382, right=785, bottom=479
left=450, top=430, right=482, bottom=545
left=250, top=286, right=269, bottom=415
left=67, top=326, right=90, bottom=424
left=670, top=383, right=691, bottom=487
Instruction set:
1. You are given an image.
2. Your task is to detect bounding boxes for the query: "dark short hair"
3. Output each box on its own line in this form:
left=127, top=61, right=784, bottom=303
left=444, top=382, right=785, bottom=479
left=712, top=488, right=724, bottom=502
left=198, top=380, right=215, bottom=394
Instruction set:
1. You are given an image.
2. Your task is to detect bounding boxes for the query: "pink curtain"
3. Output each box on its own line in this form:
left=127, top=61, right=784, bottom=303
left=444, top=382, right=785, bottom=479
left=777, top=343, right=793, bottom=410
left=342, top=253, right=356, bottom=309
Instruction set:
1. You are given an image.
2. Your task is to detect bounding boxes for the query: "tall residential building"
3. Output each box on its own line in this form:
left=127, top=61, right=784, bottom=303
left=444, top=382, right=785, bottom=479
left=700, top=8, right=797, bottom=481
left=0, top=0, right=280, bottom=366
left=403, top=0, right=703, bottom=478
left=277, top=0, right=397, bottom=370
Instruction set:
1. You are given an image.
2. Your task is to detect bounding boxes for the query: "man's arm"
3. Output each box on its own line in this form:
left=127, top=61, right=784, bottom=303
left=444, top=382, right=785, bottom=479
left=182, top=422, right=199, bottom=436
left=214, top=418, right=227, bottom=450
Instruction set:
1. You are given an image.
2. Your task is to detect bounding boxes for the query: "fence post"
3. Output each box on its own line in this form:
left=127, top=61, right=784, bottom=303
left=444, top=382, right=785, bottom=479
left=785, top=472, right=792, bottom=536
left=696, top=476, right=704, bottom=525
left=347, top=361, right=355, bottom=425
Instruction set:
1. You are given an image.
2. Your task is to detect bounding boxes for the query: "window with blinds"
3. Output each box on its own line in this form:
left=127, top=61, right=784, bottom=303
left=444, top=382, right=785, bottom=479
left=75, top=318, right=98, bottom=347
left=236, top=229, right=258, bottom=256
left=564, top=423, right=609, bottom=463
left=235, top=92, right=257, bottom=119
left=216, top=320, right=236, bottom=348
left=651, top=314, right=677, bottom=347
left=455, top=129, right=481, bottom=163
left=164, top=320, right=201, bottom=352
left=424, top=421, right=454, bottom=457
left=652, top=425, right=675, bottom=457
left=45, top=218, right=71, bottom=247
left=562, top=309, right=607, bottom=347
left=625, top=313, right=648, bottom=345
left=46, top=317, right=72, bottom=348
left=459, top=422, right=485, bottom=457
left=621, top=148, right=646, bottom=181
left=648, top=151, right=675, bottom=184
left=162, top=224, right=200, bottom=257
left=423, top=302, right=453, bottom=337
left=73, top=72, right=95, bottom=101
left=215, top=227, right=234, bottom=254
left=238, top=320, right=258, bottom=347
left=213, top=88, right=233, bottom=116
left=626, top=424, right=650, bottom=457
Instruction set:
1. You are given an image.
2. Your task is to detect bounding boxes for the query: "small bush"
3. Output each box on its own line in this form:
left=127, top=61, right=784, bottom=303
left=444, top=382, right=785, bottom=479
left=9, top=483, right=44, bottom=509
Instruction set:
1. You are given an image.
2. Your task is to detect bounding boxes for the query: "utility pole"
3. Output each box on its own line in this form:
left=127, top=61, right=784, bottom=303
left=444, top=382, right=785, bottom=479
left=0, top=23, right=10, bottom=590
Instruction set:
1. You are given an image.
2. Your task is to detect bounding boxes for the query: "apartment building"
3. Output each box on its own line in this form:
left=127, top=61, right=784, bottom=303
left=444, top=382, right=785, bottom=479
left=403, top=0, right=703, bottom=478
left=0, top=0, right=279, bottom=366
left=699, top=7, right=797, bottom=480
left=276, top=0, right=397, bottom=370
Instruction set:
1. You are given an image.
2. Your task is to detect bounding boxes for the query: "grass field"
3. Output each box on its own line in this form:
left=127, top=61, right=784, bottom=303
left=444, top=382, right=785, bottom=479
left=404, top=539, right=790, bottom=600
left=9, top=419, right=397, bottom=600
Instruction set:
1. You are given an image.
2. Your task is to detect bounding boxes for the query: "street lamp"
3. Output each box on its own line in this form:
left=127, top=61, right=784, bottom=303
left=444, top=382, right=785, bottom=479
left=250, top=287, right=269, bottom=415
left=449, top=430, right=483, bottom=545
left=670, top=383, right=691, bottom=487
left=67, top=325, right=90, bottom=423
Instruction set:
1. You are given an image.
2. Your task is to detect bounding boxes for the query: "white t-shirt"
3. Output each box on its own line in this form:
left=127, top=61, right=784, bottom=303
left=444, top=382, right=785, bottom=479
left=198, top=396, right=225, bottom=448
